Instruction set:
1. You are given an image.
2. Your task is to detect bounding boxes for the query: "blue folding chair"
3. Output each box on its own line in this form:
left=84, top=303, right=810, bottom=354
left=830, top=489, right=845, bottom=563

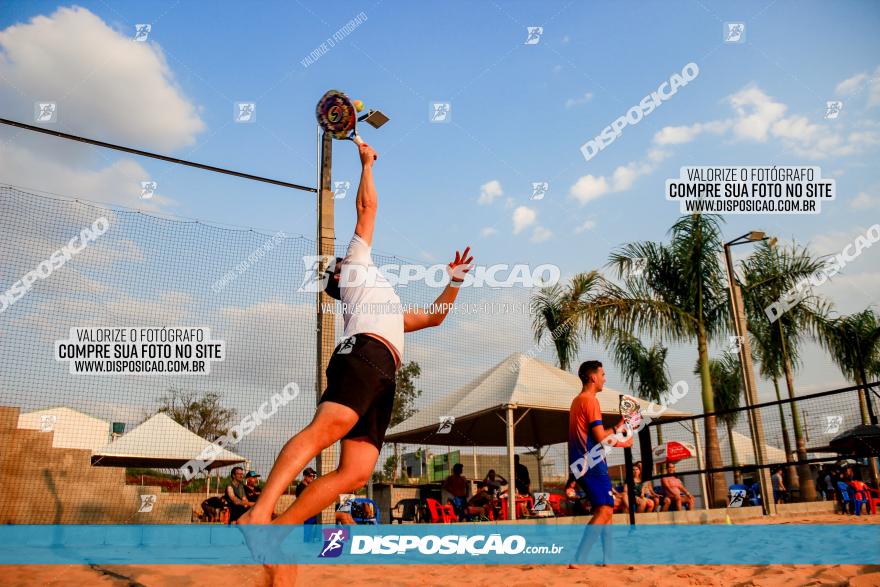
left=747, top=483, right=762, bottom=506
left=353, top=497, right=380, bottom=525
left=838, top=481, right=867, bottom=515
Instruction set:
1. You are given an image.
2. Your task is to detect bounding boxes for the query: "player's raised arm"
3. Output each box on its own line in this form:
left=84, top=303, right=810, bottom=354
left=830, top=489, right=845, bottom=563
left=403, top=247, right=474, bottom=332
left=354, top=143, right=378, bottom=245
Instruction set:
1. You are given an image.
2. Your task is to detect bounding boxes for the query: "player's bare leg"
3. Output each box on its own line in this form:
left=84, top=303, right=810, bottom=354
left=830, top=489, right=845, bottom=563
left=266, top=439, right=379, bottom=586
left=237, top=402, right=358, bottom=525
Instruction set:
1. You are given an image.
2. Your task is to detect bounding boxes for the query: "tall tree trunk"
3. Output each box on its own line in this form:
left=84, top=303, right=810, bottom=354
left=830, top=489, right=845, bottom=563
left=697, top=327, right=728, bottom=507
left=773, top=377, right=798, bottom=489
left=780, top=340, right=817, bottom=501
left=726, top=421, right=742, bottom=484
left=854, top=372, right=871, bottom=426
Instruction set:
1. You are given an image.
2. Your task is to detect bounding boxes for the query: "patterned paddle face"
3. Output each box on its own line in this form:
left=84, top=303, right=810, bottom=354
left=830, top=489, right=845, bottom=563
left=619, top=394, right=642, bottom=429
left=316, top=90, right=356, bottom=140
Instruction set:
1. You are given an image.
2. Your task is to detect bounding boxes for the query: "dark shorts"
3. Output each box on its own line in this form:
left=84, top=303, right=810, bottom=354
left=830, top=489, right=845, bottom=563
left=319, top=334, right=397, bottom=449
left=576, top=473, right=615, bottom=508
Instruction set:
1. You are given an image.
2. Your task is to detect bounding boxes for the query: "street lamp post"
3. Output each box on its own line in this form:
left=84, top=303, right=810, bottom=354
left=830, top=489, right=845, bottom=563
left=724, top=231, right=777, bottom=516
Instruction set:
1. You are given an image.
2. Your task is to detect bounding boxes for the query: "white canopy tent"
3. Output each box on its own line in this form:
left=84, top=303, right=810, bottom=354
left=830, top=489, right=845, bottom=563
left=385, top=353, right=693, bottom=518
left=91, top=413, right=246, bottom=472
left=723, top=429, right=788, bottom=465
left=18, top=406, right=110, bottom=451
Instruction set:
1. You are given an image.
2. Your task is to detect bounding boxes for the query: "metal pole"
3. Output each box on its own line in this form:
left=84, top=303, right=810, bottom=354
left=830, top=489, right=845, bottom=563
left=624, top=445, right=636, bottom=525
left=535, top=446, right=544, bottom=493
left=724, top=243, right=776, bottom=515
left=315, top=129, right=337, bottom=524
left=506, top=405, right=517, bottom=521
left=690, top=421, right=710, bottom=510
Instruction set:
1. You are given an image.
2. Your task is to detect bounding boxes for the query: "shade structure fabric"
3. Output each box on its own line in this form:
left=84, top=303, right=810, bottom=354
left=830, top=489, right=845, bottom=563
left=385, top=353, right=692, bottom=447
left=829, top=424, right=880, bottom=457
left=90, top=413, right=246, bottom=470
left=721, top=430, right=789, bottom=465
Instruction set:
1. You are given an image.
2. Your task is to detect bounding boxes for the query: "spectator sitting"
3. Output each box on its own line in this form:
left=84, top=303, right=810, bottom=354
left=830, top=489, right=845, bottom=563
left=612, top=484, right=628, bottom=512
left=514, top=454, right=531, bottom=497
left=244, top=470, right=262, bottom=503
left=564, top=474, right=590, bottom=516
left=224, top=466, right=254, bottom=523
left=632, top=461, right=658, bottom=513
left=466, top=481, right=495, bottom=520
left=661, top=462, right=695, bottom=511
left=295, top=467, right=319, bottom=524
left=441, top=463, right=470, bottom=518
left=200, top=496, right=227, bottom=523
left=635, top=461, right=669, bottom=512
left=482, top=469, right=508, bottom=497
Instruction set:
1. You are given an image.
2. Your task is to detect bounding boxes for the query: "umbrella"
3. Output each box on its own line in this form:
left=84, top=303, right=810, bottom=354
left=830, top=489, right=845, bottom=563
left=829, top=424, right=880, bottom=457
left=652, top=441, right=697, bottom=464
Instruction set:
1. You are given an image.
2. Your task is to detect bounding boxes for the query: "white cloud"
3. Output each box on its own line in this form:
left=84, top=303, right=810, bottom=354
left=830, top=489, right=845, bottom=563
left=478, top=180, right=503, bottom=205
left=512, top=206, right=537, bottom=234
left=653, top=120, right=731, bottom=145
left=0, top=6, right=204, bottom=211
left=564, top=92, right=593, bottom=109
left=480, top=227, right=498, bottom=237
left=728, top=86, right=788, bottom=142
left=569, top=175, right=609, bottom=204
left=836, top=72, right=869, bottom=96
left=649, top=85, right=880, bottom=160
left=0, top=141, right=177, bottom=211
left=569, top=158, right=660, bottom=205
left=849, top=191, right=879, bottom=210
left=530, top=226, right=552, bottom=243
left=834, top=66, right=880, bottom=107
left=552, top=64, right=563, bottom=74
left=575, top=219, right=596, bottom=233
left=0, top=6, right=204, bottom=151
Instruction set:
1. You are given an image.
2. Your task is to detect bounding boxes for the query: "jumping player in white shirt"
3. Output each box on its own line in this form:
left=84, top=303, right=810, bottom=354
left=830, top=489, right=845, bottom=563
left=239, top=142, right=472, bottom=531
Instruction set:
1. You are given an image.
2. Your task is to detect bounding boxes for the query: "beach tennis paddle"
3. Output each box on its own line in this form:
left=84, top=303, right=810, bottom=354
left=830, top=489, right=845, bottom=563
left=619, top=394, right=643, bottom=430
left=316, top=90, right=369, bottom=146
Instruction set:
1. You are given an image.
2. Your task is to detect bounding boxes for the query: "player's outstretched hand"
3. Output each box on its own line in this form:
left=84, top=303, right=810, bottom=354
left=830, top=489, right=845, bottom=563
left=358, top=142, right=377, bottom=166
left=447, top=246, right=474, bottom=283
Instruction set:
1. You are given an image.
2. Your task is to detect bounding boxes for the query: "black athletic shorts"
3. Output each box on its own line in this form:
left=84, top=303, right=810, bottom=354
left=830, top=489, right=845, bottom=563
left=319, top=334, right=397, bottom=449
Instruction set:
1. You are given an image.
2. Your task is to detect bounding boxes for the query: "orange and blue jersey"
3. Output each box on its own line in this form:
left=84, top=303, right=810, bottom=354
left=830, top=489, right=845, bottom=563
left=568, top=392, right=608, bottom=477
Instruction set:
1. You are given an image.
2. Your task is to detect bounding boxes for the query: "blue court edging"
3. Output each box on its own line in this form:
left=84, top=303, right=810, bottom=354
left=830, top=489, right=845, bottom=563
left=0, top=524, right=877, bottom=565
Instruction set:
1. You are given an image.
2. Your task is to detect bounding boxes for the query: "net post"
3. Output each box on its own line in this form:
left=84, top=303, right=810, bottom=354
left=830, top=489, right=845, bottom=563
left=315, top=129, right=337, bottom=524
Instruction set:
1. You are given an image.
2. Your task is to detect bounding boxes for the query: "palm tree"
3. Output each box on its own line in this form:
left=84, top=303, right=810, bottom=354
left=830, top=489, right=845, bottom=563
left=814, top=308, right=880, bottom=484
left=610, top=332, right=671, bottom=447
left=814, top=308, right=880, bottom=426
left=698, top=353, right=744, bottom=483
left=575, top=214, right=732, bottom=507
left=739, top=241, right=830, bottom=501
left=749, top=316, right=798, bottom=488
left=530, top=271, right=603, bottom=370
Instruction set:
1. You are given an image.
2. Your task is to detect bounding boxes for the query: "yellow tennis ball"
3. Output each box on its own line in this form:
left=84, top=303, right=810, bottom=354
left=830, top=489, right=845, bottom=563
left=353, top=99, right=364, bottom=112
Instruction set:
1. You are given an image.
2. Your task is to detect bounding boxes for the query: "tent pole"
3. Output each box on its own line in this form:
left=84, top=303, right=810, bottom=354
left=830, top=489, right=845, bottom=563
left=468, top=444, right=480, bottom=490
left=535, top=445, right=544, bottom=493
left=506, top=405, right=517, bottom=521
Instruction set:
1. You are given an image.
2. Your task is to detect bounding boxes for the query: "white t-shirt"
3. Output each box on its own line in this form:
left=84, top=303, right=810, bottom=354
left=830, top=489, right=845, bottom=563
left=339, top=234, right=404, bottom=360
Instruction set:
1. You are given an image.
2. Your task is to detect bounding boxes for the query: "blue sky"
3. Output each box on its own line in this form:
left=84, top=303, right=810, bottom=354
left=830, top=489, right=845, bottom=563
left=1, top=1, right=879, bottom=475
left=2, top=1, right=878, bottom=270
